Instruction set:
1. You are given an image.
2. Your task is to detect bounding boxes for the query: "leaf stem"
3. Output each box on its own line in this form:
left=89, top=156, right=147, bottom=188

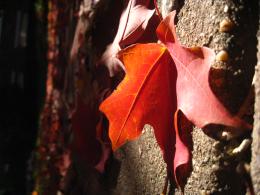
left=120, top=0, right=133, bottom=46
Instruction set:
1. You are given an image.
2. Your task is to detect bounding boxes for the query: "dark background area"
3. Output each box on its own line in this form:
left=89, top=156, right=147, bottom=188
left=0, top=0, right=45, bottom=194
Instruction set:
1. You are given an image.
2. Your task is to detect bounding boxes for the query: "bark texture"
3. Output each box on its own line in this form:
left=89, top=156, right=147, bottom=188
left=111, top=126, right=167, bottom=195
left=173, top=0, right=257, bottom=194
left=251, top=0, right=260, bottom=193
left=110, top=0, right=258, bottom=194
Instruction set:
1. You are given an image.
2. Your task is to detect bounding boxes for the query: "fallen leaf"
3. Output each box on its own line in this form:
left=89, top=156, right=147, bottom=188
left=71, top=96, right=102, bottom=167
left=99, top=0, right=159, bottom=76
left=173, top=110, right=192, bottom=188
left=100, top=43, right=189, bottom=187
left=156, top=11, right=251, bottom=130
left=116, top=0, right=155, bottom=48
left=71, top=65, right=111, bottom=172
left=100, top=44, right=177, bottom=152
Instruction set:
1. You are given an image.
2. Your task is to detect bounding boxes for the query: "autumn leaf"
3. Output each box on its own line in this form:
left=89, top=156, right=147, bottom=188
left=71, top=93, right=111, bottom=173
left=99, top=10, right=250, bottom=188
left=116, top=0, right=154, bottom=48
left=99, top=0, right=159, bottom=76
left=100, top=44, right=176, bottom=151
left=71, top=96, right=102, bottom=167
left=71, top=63, right=112, bottom=173
left=99, top=43, right=189, bottom=187
left=156, top=11, right=251, bottom=130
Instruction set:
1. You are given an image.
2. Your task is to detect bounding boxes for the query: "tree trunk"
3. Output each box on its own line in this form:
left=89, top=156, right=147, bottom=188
left=109, top=0, right=258, bottom=194
left=173, top=0, right=257, bottom=194
left=251, top=0, right=260, bottom=193
left=32, top=0, right=259, bottom=194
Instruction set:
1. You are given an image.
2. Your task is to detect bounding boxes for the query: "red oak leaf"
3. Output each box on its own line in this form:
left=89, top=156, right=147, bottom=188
left=71, top=94, right=111, bottom=173
left=156, top=11, right=251, bottom=186
left=99, top=0, right=159, bottom=76
left=100, top=43, right=189, bottom=187
left=156, top=11, right=251, bottom=130
left=100, top=44, right=176, bottom=152
left=99, top=10, right=250, bottom=188
left=71, top=96, right=102, bottom=167
left=71, top=64, right=111, bottom=173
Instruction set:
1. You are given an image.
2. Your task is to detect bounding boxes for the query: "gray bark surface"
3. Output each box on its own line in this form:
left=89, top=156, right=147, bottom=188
left=111, top=126, right=167, bottom=195
left=251, top=0, right=260, bottom=193
left=174, top=0, right=257, bottom=194
left=110, top=0, right=258, bottom=194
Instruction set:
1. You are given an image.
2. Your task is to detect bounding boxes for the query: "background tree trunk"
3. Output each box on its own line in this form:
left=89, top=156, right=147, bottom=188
left=0, top=1, right=40, bottom=194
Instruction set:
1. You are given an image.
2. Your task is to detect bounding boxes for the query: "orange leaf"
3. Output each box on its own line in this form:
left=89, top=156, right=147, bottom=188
left=100, top=43, right=177, bottom=152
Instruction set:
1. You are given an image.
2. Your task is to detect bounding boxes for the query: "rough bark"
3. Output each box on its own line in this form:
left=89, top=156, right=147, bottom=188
left=174, top=0, right=257, bottom=194
left=110, top=0, right=258, bottom=194
left=110, top=126, right=167, bottom=195
left=251, top=0, right=260, bottom=193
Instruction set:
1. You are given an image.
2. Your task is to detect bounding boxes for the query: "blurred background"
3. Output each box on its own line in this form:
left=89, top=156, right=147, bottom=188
left=0, top=0, right=46, bottom=194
